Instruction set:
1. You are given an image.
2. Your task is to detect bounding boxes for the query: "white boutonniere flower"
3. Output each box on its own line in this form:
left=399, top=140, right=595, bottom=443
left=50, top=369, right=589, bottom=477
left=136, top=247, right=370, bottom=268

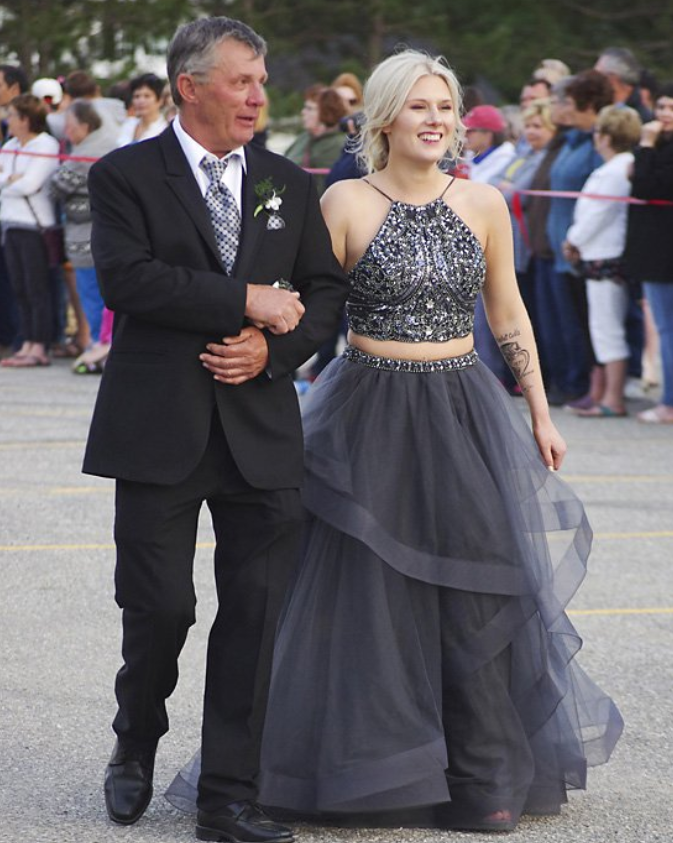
left=254, top=177, right=286, bottom=229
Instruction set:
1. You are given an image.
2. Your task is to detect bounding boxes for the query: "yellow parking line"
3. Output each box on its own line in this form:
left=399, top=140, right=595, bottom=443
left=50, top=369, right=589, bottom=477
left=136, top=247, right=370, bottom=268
left=2, top=531, right=673, bottom=553
left=568, top=607, right=673, bottom=616
left=49, top=486, right=110, bottom=495
left=0, top=441, right=85, bottom=450
left=4, top=408, right=92, bottom=418
left=0, top=541, right=217, bottom=552
left=594, top=531, right=673, bottom=540
left=565, top=475, right=673, bottom=483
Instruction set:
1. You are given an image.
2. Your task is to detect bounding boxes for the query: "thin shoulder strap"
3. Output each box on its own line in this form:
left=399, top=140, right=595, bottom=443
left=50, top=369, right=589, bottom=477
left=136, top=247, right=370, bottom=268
left=439, top=176, right=457, bottom=200
left=362, top=178, right=395, bottom=202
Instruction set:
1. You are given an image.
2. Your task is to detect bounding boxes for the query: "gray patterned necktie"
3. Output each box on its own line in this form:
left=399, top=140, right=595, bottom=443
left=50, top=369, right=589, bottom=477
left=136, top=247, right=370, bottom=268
left=199, top=155, right=241, bottom=273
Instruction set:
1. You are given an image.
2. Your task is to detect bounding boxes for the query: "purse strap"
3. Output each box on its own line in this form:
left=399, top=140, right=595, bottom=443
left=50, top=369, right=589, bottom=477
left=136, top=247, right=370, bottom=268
left=24, top=195, right=45, bottom=232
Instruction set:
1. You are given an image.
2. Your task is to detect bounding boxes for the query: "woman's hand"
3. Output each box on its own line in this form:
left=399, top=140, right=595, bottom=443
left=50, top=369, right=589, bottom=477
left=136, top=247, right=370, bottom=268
left=532, top=417, right=567, bottom=471
left=561, top=239, right=580, bottom=264
left=640, top=120, right=663, bottom=148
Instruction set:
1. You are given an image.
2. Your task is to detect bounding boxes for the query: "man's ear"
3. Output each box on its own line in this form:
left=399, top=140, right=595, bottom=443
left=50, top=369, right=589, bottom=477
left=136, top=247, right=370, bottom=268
left=176, top=73, right=199, bottom=105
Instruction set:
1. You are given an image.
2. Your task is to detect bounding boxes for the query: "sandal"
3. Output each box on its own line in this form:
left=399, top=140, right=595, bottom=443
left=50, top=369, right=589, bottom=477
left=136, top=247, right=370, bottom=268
left=51, top=339, right=83, bottom=359
left=73, top=359, right=105, bottom=375
left=575, top=404, right=627, bottom=418
left=0, top=353, right=50, bottom=368
left=564, top=394, right=598, bottom=413
left=637, top=406, right=673, bottom=424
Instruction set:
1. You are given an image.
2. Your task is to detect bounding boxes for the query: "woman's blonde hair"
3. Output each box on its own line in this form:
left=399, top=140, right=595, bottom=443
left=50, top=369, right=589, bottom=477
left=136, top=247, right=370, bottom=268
left=594, top=104, right=642, bottom=153
left=521, top=98, right=555, bottom=133
left=358, top=50, right=464, bottom=173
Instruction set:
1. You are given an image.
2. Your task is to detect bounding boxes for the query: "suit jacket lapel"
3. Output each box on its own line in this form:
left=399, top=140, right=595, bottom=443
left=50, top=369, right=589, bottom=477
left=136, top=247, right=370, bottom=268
left=235, top=146, right=270, bottom=280
left=158, top=128, right=224, bottom=268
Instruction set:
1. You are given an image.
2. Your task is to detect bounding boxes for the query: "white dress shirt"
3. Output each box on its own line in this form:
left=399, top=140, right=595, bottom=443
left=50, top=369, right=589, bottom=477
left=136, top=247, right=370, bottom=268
left=116, top=115, right=169, bottom=149
left=172, top=115, right=247, bottom=215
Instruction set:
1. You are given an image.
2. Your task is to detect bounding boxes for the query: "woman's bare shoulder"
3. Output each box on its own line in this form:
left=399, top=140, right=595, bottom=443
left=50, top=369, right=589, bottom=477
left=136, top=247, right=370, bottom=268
left=322, top=177, right=374, bottom=206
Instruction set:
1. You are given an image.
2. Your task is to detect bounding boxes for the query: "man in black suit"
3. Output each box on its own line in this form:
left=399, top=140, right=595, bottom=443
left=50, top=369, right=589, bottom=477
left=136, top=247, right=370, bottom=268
left=84, top=17, right=347, bottom=843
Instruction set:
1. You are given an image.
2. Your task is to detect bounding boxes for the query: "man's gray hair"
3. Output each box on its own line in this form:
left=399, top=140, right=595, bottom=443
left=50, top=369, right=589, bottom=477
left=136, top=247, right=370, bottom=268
left=598, top=47, right=641, bottom=87
left=167, top=17, right=267, bottom=107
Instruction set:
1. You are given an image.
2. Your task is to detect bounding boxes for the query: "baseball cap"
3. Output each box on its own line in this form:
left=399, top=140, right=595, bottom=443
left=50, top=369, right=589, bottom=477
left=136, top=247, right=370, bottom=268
left=31, top=77, right=63, bottom=106
left=462, top=105, right=506, bottom=133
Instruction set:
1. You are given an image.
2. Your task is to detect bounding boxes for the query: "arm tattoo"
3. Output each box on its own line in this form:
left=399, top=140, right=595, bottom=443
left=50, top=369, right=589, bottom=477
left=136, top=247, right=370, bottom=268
left=496, top=328, right=521, bottom=343
left=500, top=340, right=534, bottom=391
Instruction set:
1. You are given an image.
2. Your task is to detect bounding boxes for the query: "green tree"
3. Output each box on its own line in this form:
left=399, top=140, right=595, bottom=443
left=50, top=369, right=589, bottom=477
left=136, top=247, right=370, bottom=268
left=1, top=0, right=672, bottom=107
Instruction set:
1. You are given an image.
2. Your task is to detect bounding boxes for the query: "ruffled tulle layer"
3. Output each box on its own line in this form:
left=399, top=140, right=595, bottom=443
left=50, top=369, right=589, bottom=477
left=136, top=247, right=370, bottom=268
left=166, top=353, right=623, bottom=825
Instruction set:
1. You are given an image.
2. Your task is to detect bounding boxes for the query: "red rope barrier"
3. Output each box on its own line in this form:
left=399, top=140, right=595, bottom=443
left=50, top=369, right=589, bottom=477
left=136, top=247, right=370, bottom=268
left=515, top=188, right=673, bottom=207
left=0, top=147, right=99, bottom=163
left=4, top=148, right=672, bottom=206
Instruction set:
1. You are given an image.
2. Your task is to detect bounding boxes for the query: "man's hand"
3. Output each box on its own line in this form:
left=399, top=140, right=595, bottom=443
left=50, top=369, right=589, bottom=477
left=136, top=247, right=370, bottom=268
left=245, top=284, right=304, bottom=335
left=200, top=326, right=269, bottom=385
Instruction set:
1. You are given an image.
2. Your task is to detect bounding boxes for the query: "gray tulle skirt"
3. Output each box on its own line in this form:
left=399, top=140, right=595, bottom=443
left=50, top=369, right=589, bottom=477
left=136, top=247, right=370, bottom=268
left=166, top=349, right=623, bottom=826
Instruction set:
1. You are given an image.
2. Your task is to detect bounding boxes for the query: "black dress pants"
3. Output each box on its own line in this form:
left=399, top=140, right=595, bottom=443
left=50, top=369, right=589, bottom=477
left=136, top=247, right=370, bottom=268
left=112, top=413, right=303, bottom=811
left=4, top=228, right=52, bottom=345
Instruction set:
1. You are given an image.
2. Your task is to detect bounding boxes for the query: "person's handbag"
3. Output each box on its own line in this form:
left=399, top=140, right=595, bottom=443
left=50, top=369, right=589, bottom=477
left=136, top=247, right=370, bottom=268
left=25, top=195, right=66, bottom=268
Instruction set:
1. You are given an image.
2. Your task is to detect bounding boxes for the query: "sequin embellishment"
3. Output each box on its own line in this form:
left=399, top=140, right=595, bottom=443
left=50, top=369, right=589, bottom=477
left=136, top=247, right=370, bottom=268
left=343, top=346, right=478, bottom=373
left=347, top=199, right=486, bottom=343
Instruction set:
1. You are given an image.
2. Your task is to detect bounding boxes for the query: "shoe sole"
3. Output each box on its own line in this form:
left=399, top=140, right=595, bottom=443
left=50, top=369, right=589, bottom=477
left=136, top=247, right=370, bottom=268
left=195, top=826, right=294, bottom=843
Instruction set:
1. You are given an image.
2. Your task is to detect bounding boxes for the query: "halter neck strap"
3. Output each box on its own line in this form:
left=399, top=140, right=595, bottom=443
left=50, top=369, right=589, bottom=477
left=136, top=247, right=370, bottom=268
left=362, top=176, right=457, bottom=204
left=362, top=178, right=394, bottom=202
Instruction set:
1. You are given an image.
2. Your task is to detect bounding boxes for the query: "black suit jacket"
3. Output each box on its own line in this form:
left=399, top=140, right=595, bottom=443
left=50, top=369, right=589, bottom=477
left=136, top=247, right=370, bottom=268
left=83, top=126, right=348, bottom=488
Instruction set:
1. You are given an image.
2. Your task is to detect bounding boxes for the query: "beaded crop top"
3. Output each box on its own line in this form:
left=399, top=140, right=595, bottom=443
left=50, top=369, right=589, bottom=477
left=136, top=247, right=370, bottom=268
left=347, top=179, right=486, bottom=343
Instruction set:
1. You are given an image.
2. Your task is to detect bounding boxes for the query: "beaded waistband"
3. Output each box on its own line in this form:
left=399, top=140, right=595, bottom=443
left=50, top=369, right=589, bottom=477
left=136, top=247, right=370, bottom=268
left=343, top=345, right=478, bottom=373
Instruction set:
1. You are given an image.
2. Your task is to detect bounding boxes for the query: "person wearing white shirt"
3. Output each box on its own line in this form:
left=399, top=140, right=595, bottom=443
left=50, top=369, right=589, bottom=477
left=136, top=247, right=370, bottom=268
left=116, top=73, right=168, bottom=147
left=0, top=94, right=59, bottom=367
left=462, top=104, right=516, bottom=184
left=563, top=105, right=643, bottom=416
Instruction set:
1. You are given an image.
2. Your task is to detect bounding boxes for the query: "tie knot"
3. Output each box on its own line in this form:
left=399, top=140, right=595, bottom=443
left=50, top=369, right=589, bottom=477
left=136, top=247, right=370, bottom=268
left=200, top=155, right=229, bottom=184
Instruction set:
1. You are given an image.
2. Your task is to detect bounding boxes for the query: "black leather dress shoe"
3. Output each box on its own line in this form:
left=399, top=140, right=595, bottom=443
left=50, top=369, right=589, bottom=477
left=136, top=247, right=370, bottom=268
left=104, top=740, right=156, bottom=825
left=196, top=802, right=294, bottom=842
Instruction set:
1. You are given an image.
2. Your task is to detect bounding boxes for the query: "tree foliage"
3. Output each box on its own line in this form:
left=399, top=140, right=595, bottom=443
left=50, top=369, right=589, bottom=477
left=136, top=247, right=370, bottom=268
left=2, top=0, right=673, bottom=105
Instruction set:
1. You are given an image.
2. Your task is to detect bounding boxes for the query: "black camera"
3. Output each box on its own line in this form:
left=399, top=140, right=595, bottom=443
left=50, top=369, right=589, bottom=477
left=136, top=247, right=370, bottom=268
left=339, top=111, right=364, bottom=135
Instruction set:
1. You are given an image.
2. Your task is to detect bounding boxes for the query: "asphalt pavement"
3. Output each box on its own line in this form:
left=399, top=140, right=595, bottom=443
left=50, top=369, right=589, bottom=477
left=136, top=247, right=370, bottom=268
left=1, top=358, right=672, bottom=843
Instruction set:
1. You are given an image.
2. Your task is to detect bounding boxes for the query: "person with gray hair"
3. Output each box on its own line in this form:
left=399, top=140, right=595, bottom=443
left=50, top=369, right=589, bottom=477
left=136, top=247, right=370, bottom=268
left=50, top=98, right=118, bottom=373
left=595, top=46, right=653, bottom=121
left=86, top=15, right=347, bottom=841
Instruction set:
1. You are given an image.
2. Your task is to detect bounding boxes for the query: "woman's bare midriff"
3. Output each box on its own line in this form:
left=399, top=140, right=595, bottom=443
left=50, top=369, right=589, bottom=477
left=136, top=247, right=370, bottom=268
left=348, top=331, right=475, bottom=361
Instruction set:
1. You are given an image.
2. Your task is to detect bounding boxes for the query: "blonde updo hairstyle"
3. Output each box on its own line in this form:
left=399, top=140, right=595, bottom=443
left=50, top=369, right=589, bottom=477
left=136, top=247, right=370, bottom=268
left=358, top=50, right=464, bottom=173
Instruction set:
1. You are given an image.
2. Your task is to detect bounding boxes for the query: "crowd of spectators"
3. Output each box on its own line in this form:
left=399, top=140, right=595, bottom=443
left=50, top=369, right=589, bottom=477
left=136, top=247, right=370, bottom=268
left=451, top=47, right=672, bottom=424
left=0, top=46, right=671, bottom=424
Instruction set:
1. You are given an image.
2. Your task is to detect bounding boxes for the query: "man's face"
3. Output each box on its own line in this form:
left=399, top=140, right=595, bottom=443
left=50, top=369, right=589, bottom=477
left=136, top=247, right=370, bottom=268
left=184, top=39, right=267, bottom=155
left=0, top=72, right=18, bottom=107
